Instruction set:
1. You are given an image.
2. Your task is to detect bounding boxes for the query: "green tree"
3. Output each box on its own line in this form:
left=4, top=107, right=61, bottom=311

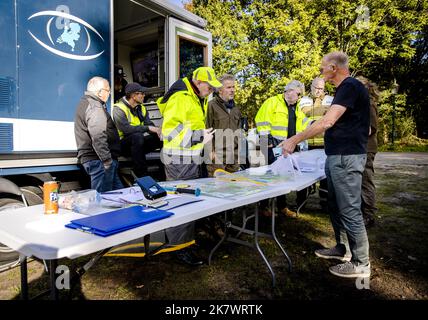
left=402, top=23, right=428, bottom=138
left=190, top=0, right=326, bottom=122
left=190, top=0, right=428, bottom=140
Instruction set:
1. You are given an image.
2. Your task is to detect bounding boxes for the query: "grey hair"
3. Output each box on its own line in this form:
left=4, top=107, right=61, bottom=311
left=87, top=76, right=109, bottom=93
left=311, top=77, right=325, bottom=89
left=219, top=74, right=235, bottom=84
left=323, top=51, right=349, bottom=69
left=284, top=80, right=305, bottom=95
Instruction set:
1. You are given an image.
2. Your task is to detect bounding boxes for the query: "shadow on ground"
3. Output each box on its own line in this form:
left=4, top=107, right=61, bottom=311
left=1, top=152, right=427, bottom=300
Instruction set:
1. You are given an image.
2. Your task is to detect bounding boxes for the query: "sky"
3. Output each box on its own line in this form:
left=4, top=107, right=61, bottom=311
left=167, top=0, right=185, bottom=8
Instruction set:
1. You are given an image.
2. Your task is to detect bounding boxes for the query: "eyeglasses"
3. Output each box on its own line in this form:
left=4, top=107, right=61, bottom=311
left=99, top=88, right=111, bottom=94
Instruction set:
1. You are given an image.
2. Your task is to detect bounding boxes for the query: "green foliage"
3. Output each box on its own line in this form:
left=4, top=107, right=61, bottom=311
left=378, top=135, right=428, bottom=152
left=190, top=0, right=428, bottom=135
left=377, top=89, right=413, bottom=145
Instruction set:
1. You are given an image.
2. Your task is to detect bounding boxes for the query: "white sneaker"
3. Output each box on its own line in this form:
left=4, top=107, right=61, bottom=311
left=329, top=261, right=371, bottom=278
left=315, top=246, right=352, bottom=262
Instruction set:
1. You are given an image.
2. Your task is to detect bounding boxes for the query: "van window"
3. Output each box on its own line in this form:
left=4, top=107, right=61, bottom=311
left=179, top=37, right=207, bottom=79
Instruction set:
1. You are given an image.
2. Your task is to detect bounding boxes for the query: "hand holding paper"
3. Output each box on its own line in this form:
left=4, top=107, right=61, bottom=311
left=278, top=137, right=298, bottom=155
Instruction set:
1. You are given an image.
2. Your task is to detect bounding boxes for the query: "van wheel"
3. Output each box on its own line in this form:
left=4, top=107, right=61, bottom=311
left=21, top=185, right=43, bottom=206
left=0, top=198, right=24, bottom=272
left=0, top=198, right=24, bottom=211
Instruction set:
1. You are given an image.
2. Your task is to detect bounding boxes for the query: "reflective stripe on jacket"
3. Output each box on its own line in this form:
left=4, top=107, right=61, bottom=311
left=255, top=94, right=310, bottom=141
left=299, top=95, right=333, bottom=146
left=113, top=100, right=148, bottom=139
left=157, top=77, right=207, bottom=157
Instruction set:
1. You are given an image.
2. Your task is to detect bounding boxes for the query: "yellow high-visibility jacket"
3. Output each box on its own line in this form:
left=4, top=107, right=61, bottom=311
left=299, top=95, right=333, bottom=146
left=255, top=94, right=310, bottom=142
left=157, top=78, right=208, bottom=157
left=113, top=99, right=149, bottom=139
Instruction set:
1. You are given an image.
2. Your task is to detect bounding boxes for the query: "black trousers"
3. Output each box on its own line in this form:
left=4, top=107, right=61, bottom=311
left=361, top=152, right=377, bottom=220
left=121, top=132, right=162, bottom=178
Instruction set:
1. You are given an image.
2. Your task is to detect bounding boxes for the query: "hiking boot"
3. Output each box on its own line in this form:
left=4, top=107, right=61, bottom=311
left=174, top=249, right=204, bottom=266
left=280, top=207, right=297, bottom=218
left=329, top=261, right=371, bottom=278
left=315, top=246, right=352, bottom=262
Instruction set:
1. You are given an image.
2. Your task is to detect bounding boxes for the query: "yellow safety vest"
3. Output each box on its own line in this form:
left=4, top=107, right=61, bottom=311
left=299, top=95, right=333, bottom=146
left=157, top=78, right=208, bottom=157
left=255, top=94, right=310, bottom=141
left=113, top=100, right=148, bottom=139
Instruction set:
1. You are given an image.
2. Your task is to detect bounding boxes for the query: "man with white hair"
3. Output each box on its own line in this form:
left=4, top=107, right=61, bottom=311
left=74, top=76, right=123, bottom=192
left=299, top=77, right=334, bottom=148
left=255, top=80, right=311, bottom=217
left=280, top=51, right=371, bottom=279
left=299, top=77, right=334, bottom=211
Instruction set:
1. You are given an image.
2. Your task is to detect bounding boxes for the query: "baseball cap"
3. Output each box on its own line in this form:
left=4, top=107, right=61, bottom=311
left=114, top=64, right=126, bottom=78
left=125, top=83, right=148, bottom=95
left=192, top=66, right=222, bottom=89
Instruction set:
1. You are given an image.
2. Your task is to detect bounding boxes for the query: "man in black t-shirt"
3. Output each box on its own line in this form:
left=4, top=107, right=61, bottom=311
left=280, top=51, right=371, bottom=279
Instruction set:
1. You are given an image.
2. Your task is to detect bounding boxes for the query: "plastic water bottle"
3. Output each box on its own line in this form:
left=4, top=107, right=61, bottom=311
left=72, top=190, right=101, bottom=213
left=59, top=189, right=101, bottom=214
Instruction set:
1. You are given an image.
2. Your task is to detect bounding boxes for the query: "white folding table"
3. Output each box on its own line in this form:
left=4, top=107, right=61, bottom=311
left=0, top=168, right=325, bottom=299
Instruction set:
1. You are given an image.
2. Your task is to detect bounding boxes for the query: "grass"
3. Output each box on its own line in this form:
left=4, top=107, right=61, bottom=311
left=0, top=152, right=427, bottom=300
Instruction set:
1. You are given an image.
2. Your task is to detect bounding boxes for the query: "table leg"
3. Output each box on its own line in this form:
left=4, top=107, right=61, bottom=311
left=254, top=204, right=276, bottom=287
left=270, top=200, right=292, bottom=272
left=296, top=184, right=316, bottom=216
left=19, top=254, right=28, bottom=300
left=144, top=234, right=151, bottom=256
left=235, top=210, right=254, bottom=238
left=208, top=211, right=229, bottom=265
left=209, top=201, right=292, bottom=287
left=49, top=259, right=59, bottom=300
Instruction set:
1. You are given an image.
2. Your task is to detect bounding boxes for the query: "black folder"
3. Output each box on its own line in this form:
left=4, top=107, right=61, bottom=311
left=65, top=205, right=174, bottom=237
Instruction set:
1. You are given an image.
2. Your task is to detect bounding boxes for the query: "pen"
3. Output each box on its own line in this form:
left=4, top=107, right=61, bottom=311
left=164, top=186, right=201, bottom=196
left=101, top=191, right=123, bottom=194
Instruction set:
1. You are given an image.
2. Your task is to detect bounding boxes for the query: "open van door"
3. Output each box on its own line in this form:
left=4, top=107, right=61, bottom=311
left=167, top=17, right=212, bottom=87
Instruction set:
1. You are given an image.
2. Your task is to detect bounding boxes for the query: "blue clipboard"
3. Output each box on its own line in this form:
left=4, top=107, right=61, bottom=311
left=65, top=205, right=174, bottom=237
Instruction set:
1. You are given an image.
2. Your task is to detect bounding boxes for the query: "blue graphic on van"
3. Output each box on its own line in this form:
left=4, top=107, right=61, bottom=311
left=27, top=9, right=104, bottom=60
left=56, top=22, right=81, bottom=51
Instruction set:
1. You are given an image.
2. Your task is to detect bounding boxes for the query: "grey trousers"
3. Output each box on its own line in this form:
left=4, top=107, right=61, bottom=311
left=163, top=162, right=199, bottom=245
left=325, top=154, right=370, bottom=266
left=361, top=152, right=377, bottom=220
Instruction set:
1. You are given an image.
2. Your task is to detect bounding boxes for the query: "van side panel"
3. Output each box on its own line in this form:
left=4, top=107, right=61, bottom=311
left=17, top=0, right=111, bottom=122
left=0, top=0, right=17, bottom=120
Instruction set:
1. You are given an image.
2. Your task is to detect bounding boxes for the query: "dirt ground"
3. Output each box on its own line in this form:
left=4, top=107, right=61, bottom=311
left=0, top=152, right=427, bottom=300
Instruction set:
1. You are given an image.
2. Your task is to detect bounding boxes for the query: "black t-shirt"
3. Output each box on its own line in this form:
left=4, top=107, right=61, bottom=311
left=324, top=77, right=370, bottom=155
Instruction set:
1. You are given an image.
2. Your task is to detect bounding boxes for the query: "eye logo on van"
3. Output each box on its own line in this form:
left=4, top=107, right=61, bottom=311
left=27, top=10, right=105, bottom=61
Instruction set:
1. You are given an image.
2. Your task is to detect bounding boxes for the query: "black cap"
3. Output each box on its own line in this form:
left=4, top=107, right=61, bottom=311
left=114, top=64, right=126, bottom=77
left=125, top=83, right=148, bottom=95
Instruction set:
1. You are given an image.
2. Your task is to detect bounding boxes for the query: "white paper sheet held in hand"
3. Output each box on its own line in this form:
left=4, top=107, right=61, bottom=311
left=291, top=150, right=327, bottom=172
left=270, top=155, right=301, bottom=179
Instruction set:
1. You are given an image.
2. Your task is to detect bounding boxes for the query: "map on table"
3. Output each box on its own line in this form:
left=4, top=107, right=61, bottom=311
left=160, top=167, right=294, bottom=199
